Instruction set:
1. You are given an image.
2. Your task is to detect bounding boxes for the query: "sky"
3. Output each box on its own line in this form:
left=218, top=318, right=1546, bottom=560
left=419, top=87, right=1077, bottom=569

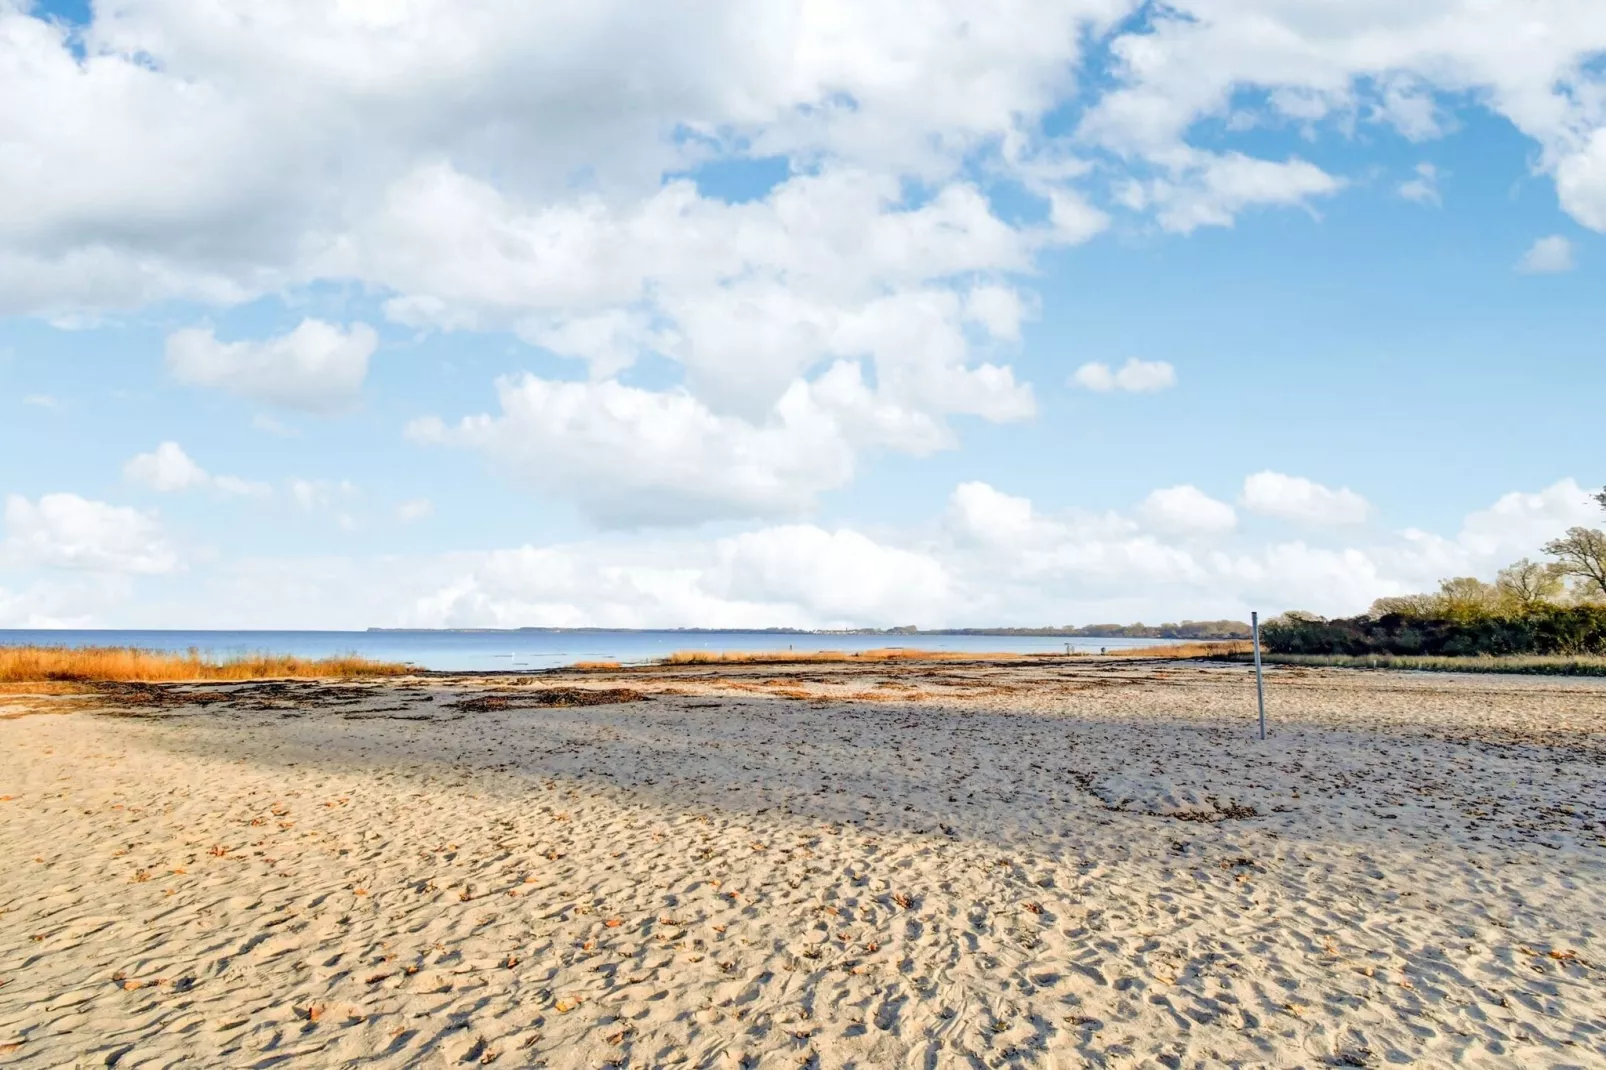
left=1, top=0, right=1603, bottom=630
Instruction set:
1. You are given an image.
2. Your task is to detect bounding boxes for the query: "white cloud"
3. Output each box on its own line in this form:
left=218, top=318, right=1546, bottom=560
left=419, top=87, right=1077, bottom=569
left=1071, top=358, right=1177, bottom=393
left=1516, top=235, right=1576, bottom=274
left=1079, top=2, right=1606, bottom=234
left=1, top=0, right=1605, bottom=333
left=2, top=493, right=177, bottom=574
left=1455, top=478, right=1598, bottom=558
left=1398, top=162, right=1441, bottom=206
left=397, top=498, right=434, bottom=523
left=124, top=441, right=268, bottom=496
left=1555, top=130, right=1606, bottom=232
left=7, top=2, right=1606, bottom=550
left=23, top=393, right=62, bottom=409
left=1240, top=471, right=1371, bottom=526
left=290, top=478, right=358, bottom=512
left=412, top=333, right=1035, bottom=526
left=409, top=374, right=857, bottom=527
left=387, top=526, right=953, bottom=631
left=1139, top=485, right=1237, bottom=535
left=0, top=574, right=135, bottom=629
left=166, top=319, right=378, bottom=412
left=946, top=481, right=1041, bottom=546
left=963, top=284, right=1029, bottom=343
left=6, top=474, right=1592, bottom=629
left=1123, top=151, right=1344, bottom=234
left=716, top=527, right=952, bottom=625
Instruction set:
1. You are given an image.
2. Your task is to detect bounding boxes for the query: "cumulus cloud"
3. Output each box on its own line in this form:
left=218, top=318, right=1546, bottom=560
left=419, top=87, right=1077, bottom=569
left=1516, top=235, right=1576, bottom=274
left=1080, top=3, right=1606, bottom=234
left=6, top=473, right=1592, bottom=629
left=2, top=493, right=177, bottom=574
left=7, top=2, right=1606, bottom=543
left=1455, top=478, right=1599, bottom=558
left=1139, top=486, right=1237, bottom=535
left=1071, top=359, right=1177, bottom=393
left=2, top=0, right=1605, bottom=327
left=412, top=350, right=1033, bottom=526
left=409, top=374, right=857, bottom=527
left=391, top=526, right=953, bottom=631
left=166, top=320, right=378, bottom=411
left=717, top=527, right=953, bottom=624
left=1118, top=152, right=1344, bottom=234
left=1240, top=472, right=1371, bottom=526
left=1398, top=163, right=1441, bottom=206
left=124, top=441, right=268, bottom=495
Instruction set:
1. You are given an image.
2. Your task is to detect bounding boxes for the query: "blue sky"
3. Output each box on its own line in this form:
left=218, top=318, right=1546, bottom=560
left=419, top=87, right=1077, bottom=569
left=1, top=1, right=1602, bottom=628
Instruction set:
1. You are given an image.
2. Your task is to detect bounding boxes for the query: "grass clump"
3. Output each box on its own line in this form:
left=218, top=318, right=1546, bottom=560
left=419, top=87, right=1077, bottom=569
left=1095, top=641, right=1253, bottom=659
left=1257, top=653, right=1606, bottom=676
left=0, top=645, right=411, bottom=683
left=661, top=648, right=1027, bottom=665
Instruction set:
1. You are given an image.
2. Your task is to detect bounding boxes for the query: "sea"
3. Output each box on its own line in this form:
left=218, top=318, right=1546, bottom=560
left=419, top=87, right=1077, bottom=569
left=0, top=629, right=1181, bottom=672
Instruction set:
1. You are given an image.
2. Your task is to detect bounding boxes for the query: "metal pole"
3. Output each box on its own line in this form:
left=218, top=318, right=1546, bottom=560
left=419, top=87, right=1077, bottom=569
left=1252, top=611, right=1266, bottom=740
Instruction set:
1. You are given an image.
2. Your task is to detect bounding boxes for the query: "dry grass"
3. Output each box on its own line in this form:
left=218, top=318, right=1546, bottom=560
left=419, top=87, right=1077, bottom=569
left=1257, top=653, right=1606, bottom=676
left=1096, top=641, right=1254, bottom=659
left=658, top=647, right=1041, bottom=666
left=659, top=643, right=1255, bottom=666
left=0, top=646, right=411, bottom=683
left=571, top=660, right=623, bottom=671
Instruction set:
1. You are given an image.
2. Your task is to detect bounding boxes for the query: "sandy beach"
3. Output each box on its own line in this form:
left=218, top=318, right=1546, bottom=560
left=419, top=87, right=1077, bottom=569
left=2, top=658, right=1604, bottom=1068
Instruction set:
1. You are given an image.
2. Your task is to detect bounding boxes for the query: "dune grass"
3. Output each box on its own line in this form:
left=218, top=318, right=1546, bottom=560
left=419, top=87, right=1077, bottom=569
left=656, top=642, right=1256, bottom=666
left=0, top=645, right=412, bottom=683
left=659, top=647, right=1032, bottom=666
left=1091, top=640, right=1255, bottom=659
left=1256, top=652, right=1606, bottom=676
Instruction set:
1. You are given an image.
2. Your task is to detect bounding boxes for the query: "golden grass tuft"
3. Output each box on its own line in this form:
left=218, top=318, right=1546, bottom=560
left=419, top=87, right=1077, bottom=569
left=0, top=645, right=412, bottom=683
left=660, top=642, right=1255, bottom=666
left=660, top=647, right=1031, bottom=666
left=571, top=660, right=623, bottom=671
left=1095, top=641, right=1255, bottom=659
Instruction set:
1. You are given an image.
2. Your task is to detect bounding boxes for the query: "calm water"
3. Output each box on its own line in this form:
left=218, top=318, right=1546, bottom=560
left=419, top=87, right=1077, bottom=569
left=0, top=630, right=1181, bottom=672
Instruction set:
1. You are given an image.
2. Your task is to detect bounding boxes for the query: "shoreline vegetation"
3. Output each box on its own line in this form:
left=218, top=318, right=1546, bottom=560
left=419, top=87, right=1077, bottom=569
left=0, top=646, right=411, bottom=684
left=364, top=620, right=1254, bottom=640
left=581, top=641, right=1257, bottom=670
left=1252, top=652, right=1606, bottom=676
left=1261, top=495, right=1606, bottom=674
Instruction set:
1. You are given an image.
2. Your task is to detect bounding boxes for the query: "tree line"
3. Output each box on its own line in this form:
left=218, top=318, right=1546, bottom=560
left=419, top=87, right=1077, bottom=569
left=1264, top=485, right=1606, bottom=657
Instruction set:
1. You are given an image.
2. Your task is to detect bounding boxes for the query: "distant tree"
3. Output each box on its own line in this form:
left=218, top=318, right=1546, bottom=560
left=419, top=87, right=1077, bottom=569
left=1369, top=593, right=1440, bottom=619
left=1545, top=527, right=1606, bottom=601
left=1435, top=576, right=1501, bottom=621
left=1273, top=610, right=1325, bottom=624
left=1495, top=558, right=1566, bottom=613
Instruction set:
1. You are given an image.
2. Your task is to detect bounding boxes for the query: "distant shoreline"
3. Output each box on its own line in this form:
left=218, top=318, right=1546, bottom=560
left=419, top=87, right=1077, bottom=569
left=363, top=623, right=1253, bottom=640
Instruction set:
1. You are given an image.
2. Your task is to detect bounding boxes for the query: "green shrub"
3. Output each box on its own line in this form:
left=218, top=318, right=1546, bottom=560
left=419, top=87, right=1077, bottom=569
left=1261, top=605, right=1606, bottom=657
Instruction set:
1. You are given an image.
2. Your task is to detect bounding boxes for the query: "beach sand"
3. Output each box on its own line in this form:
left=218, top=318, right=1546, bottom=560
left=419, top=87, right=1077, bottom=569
left=2, top=660, right=1604, bottom=1067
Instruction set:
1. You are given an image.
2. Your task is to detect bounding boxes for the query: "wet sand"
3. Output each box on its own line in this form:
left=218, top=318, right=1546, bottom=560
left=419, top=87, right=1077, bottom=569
left=2, top=659, right=1604, bottom=1067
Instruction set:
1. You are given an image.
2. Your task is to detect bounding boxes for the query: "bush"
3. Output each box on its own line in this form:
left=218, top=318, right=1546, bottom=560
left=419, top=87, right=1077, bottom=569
left=1261, top=605, right=1606, bottom=657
